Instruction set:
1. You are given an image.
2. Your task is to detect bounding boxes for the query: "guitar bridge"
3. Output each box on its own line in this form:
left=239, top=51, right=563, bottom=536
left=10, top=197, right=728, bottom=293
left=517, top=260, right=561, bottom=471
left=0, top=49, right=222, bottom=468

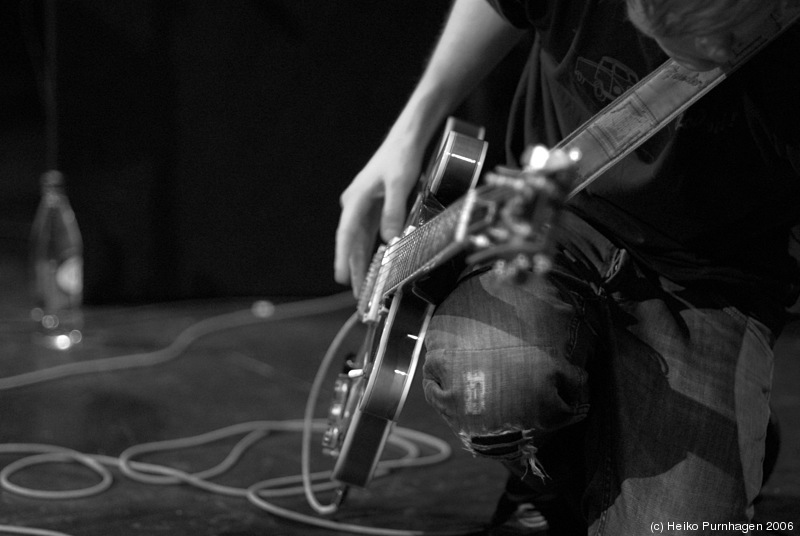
left=321, top=373, right=351, bottom=457
left=322, top=354, right=362, bottom=457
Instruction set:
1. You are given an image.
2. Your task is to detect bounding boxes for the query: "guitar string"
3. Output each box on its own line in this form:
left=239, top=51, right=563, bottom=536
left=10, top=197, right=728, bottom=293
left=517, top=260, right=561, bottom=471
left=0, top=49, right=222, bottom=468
left=382, top=209, right=458, bottom=291
left=379, top=185, right=515, bottom=292
left=383, top=195, right=471, bottom=280
left=385, top=199, right=473, bottom=289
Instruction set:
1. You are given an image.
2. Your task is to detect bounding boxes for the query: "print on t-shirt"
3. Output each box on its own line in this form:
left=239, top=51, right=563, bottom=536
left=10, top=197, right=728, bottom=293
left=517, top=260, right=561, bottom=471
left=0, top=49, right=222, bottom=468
left=574, top=55, right=640, bottom=103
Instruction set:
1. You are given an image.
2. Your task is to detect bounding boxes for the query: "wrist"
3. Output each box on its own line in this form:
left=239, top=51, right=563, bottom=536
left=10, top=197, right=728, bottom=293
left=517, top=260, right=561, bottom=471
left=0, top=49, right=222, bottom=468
left=390, top=91, right=452, bottom=154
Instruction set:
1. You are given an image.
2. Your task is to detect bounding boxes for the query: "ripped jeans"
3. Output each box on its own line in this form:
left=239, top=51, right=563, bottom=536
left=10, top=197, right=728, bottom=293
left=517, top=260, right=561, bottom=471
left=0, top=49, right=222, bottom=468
left=422, top=212, right=775, bottom=535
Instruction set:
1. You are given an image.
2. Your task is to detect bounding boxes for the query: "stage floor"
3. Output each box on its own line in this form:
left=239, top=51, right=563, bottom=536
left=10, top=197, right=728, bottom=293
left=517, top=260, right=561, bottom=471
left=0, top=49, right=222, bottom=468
left=1, top=247, right=798, bottom=536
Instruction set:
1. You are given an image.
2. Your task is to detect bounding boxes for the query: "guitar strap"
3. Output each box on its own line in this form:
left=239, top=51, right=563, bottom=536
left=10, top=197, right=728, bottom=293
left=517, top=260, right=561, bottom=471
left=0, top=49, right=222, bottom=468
left=554, top=3, right=800, bottom=201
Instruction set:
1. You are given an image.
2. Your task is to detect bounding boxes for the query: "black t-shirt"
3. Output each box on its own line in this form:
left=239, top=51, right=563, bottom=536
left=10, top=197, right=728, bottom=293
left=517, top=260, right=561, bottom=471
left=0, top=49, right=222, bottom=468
left=487, top=0, right=800, bottom=329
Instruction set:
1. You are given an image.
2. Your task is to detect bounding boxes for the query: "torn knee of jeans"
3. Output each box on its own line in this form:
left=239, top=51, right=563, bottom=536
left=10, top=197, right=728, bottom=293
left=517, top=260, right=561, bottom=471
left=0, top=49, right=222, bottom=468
left=459, top=428, right=547, bottom=480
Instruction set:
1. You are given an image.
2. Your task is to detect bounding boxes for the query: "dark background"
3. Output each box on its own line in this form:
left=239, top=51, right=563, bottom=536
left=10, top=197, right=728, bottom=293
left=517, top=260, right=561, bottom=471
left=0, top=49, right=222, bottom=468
left=1, top=4, right=797, bottom=535
left=1, top=0, right=523, bottom=304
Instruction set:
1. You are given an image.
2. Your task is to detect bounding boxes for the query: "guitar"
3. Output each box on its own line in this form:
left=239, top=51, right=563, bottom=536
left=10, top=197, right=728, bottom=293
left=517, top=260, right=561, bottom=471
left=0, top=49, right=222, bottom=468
left=321, top=118, right=575, bottom=492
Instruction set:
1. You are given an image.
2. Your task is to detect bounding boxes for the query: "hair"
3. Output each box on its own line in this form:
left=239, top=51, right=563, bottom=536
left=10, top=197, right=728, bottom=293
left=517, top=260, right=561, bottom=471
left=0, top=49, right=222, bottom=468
left=626, top=0, right=783, bottom=38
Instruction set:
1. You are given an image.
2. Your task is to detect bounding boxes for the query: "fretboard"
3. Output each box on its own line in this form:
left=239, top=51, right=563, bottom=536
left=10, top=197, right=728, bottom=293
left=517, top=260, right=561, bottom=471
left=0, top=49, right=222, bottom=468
left=379, top=195, right=469, bottom=294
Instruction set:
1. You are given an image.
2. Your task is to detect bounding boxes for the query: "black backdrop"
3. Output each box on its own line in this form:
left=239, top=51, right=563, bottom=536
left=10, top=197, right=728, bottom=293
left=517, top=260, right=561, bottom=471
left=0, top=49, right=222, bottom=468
left=52, top=1, right=523, bottom=303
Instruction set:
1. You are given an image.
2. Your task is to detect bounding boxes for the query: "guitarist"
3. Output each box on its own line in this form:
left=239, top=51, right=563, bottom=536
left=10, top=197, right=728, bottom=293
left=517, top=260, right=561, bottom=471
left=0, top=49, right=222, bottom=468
left=335, top=0, right=800, bottom=534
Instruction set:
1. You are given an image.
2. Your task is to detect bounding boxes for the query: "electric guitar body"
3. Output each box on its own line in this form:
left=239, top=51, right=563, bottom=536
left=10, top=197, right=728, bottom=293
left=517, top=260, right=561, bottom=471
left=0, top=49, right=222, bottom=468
left=322, top=118, right=487, bottom=488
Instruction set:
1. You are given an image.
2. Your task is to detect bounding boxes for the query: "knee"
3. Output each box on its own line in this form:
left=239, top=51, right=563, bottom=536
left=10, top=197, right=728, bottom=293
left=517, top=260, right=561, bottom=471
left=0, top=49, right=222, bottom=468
left=422, top=345, right=590, bottom=472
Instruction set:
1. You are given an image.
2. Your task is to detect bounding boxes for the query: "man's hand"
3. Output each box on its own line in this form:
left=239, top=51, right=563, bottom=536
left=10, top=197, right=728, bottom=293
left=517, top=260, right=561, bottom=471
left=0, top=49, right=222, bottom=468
left=334, top=136, right=424, bottom=296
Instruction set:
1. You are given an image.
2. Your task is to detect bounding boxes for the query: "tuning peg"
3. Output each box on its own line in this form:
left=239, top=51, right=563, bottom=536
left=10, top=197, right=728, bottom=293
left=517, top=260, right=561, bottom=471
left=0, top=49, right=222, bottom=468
left=521, top=145, right=551, bottom=171
left=531, top=252, right=553, bottom=275
left=492, top=254, right=532, bottom=284
left=490, top=249, right=554, bottom=285
left=522, top=145, right=582, bottom=173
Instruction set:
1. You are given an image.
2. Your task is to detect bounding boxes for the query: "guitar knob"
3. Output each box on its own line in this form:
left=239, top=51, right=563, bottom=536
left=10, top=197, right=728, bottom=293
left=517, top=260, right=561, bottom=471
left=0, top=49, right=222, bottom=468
left=322, top=427, right=341, bottom=454
left=347, top=362, right=372, bottom=379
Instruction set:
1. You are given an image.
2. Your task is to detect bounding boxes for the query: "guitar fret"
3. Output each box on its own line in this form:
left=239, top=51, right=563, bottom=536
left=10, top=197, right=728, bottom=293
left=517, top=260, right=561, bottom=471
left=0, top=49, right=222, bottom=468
left=383, top=197, right=467, bottom=291
left=388, top=239, right=414, bottom=289
left=412, top=223, right=432, bottom=270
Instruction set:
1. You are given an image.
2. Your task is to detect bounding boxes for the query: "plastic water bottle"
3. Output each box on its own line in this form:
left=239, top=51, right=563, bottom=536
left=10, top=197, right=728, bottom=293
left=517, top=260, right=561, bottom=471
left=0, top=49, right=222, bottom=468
left=30, top=170, right=84, bottom=350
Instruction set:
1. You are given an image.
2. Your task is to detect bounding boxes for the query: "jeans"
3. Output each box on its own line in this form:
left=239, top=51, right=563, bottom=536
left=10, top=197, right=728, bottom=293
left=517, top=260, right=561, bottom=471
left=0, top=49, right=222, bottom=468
left=422, top=211, right=775, bottom=535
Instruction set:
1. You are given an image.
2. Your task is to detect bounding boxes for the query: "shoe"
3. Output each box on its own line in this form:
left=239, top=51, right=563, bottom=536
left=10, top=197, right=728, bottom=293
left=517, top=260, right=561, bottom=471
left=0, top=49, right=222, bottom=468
left=488, top=502, right=550, bottom=535
left=488, top=473, right=586, bottom=535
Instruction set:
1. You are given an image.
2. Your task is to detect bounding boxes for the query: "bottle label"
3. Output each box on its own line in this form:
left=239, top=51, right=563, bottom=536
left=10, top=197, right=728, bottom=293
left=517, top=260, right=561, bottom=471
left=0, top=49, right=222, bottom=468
left=56, top=256, right=83, bottom=295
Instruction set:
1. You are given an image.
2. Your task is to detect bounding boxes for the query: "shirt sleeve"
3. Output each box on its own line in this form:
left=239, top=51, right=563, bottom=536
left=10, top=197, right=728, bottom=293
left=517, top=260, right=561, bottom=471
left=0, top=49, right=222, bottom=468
left=484, top=0, right=537, bottom=28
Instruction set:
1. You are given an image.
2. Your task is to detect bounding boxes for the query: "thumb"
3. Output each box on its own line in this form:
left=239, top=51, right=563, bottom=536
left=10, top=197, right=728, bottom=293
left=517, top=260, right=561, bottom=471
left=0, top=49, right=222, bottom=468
left=380, top=181, right=411, bottom=242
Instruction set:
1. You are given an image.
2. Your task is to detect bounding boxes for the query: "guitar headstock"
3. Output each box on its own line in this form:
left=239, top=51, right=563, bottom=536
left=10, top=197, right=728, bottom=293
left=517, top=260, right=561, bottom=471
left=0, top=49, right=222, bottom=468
left=467, top=145, right=580, bottom=283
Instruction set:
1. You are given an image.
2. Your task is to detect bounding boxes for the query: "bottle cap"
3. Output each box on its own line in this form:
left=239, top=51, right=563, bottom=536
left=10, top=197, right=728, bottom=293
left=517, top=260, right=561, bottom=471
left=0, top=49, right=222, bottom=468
left=41, top=170, right=65, bottom=188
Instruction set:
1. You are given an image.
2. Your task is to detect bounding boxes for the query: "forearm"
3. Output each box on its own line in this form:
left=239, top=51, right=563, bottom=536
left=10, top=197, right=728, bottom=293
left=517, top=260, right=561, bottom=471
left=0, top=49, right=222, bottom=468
left=387, top=0, right=527, bottom=150
left=334, top=0, right=526, bottom=289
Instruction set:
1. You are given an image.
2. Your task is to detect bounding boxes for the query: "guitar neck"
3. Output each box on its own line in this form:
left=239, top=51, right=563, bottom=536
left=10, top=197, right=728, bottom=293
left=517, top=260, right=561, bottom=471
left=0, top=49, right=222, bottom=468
left=379, top=194, right=472, bottom=296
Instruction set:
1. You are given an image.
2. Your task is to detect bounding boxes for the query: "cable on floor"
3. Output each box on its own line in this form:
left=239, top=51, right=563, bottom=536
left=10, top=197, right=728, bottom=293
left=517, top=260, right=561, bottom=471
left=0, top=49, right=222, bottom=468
left=0, top=293, right=481, bottom=536
left=0, top=421, right=463, bottom=536
left=0, top=293, right=354, bottom=391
